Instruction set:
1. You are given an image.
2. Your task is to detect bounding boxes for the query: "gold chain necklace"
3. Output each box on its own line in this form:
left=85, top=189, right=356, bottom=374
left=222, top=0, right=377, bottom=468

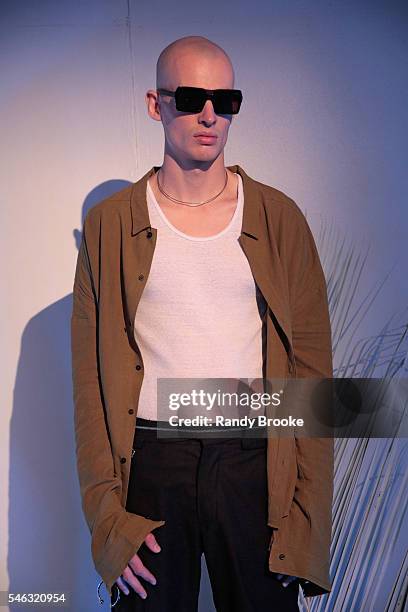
left=156, top=168, right=229, bottom=207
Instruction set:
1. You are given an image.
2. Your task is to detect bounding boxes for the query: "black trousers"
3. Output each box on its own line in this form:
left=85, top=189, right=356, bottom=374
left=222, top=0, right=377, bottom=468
left=111, top=417, right=299, bottom=611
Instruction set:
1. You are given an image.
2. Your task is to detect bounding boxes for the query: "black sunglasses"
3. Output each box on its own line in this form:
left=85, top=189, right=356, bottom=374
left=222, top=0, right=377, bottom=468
left=157, top=86, right=243, bottom=115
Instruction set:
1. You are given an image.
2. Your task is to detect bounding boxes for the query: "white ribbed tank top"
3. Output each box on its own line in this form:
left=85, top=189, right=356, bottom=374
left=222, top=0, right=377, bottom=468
left=134, top=172, right=267, bottom=421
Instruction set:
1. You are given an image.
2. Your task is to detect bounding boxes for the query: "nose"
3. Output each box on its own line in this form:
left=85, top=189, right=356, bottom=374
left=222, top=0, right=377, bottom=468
left=198, top=99, right=216, bottom=125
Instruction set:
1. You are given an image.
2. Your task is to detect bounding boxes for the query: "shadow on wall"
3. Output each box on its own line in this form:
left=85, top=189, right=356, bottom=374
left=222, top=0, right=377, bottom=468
left=8, top=176, right=217, bottom=612
left=8, top=180, right=131, bottom=612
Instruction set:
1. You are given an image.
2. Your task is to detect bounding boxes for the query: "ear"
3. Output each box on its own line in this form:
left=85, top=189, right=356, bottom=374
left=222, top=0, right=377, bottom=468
left=145, top=90, right=162, bottom=122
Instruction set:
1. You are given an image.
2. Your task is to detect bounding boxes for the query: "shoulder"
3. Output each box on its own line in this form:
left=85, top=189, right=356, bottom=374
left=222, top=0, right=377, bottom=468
left=81, top=183, right=138, bottom=247
left=244, top=169, right=310, bottom=231
left=84, top=184, right=133, bottom=228
left=243, top=169, right=320, bottom=269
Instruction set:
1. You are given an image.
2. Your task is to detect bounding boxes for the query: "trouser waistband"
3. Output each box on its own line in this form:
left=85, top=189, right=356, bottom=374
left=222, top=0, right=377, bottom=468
left=135, top=417, right=174, bottom=431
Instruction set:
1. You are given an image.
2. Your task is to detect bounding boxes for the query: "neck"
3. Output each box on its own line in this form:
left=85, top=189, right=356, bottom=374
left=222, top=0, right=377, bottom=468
left=153, top=155, right=230, bottom=202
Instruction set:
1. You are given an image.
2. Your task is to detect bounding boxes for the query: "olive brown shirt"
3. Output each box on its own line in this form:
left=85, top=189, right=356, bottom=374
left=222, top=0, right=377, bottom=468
left=70, top=164, right=334, bottom=598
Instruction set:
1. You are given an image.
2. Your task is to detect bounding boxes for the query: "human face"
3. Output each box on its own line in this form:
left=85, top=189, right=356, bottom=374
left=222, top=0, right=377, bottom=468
left=146, top=52, right=236, bottom=167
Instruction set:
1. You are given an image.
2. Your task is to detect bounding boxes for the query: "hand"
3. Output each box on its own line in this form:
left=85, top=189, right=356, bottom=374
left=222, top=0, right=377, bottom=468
left=115, top=532, right=161, bottom=599
left=275, top=573, right=298, bottom=588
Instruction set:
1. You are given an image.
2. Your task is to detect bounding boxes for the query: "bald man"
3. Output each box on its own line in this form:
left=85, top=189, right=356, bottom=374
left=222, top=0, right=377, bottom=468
left=72, top=34, right=333, bottom=612
left=116, top=35, right=298, bottom=611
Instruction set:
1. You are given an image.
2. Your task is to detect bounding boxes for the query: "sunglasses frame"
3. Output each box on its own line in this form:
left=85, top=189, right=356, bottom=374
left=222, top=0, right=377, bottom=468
left=157, top=86, right=243, bottom=115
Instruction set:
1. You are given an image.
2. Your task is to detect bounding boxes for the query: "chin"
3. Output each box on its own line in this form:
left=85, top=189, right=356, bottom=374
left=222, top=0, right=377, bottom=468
left=191, top=146, right=220, bottom=159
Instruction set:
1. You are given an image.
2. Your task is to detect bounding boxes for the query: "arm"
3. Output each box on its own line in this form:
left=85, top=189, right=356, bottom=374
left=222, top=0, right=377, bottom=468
left=71, top=211, right=164, bottom=596
left=289, top=210, right=334, bottom=594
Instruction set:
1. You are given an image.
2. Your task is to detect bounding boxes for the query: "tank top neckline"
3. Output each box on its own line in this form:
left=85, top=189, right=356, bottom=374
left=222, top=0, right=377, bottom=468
left=146, top=172, right=243, bottom=242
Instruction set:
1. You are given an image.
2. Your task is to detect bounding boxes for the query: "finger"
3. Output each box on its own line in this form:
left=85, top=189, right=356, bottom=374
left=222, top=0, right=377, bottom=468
left=122, top=566, right=148, bottom=600
left=116, top=576, right=129, bottom=596
left=144, top=532, right=161, bottom=552
left=129, top=555, right=157, bottom=586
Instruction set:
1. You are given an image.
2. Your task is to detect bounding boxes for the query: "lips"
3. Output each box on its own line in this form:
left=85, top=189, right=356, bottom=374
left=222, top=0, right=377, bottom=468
left=194, top=135, right=217, bottom=144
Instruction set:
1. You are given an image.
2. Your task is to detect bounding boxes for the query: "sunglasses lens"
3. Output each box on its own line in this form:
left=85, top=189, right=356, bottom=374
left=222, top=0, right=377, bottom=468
left=214, top=91, right=242, bottom=114
left=176, top=88, right=206, bottom=112
left=175, top=88, right=242, bottom=114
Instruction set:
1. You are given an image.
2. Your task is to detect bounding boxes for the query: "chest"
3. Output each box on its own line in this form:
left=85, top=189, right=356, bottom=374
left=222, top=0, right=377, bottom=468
left=154, top=197, right=238, bottom=238
left=138, top=233, right=262, bottom=315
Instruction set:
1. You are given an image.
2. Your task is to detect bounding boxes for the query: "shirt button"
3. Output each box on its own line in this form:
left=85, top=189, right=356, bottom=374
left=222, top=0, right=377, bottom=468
left=128, top=409, right=134, bottom=415
left=279, top=553, right=285, bottom=560
left=135, top=364, right=141, bottom=371
left=146, top=230, right=152, bottom=238
left=138, top=274, right=144, bottom=281
left=120, top=457, right=126, bottom=464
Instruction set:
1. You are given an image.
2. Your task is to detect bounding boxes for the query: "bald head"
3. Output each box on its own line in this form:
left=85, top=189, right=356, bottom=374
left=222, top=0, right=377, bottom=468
left=156, top=36, right=235, bottom=91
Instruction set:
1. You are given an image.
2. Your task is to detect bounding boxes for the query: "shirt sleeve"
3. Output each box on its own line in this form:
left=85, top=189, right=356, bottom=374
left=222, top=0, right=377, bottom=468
left=283, top=208, right=334, bottom=596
